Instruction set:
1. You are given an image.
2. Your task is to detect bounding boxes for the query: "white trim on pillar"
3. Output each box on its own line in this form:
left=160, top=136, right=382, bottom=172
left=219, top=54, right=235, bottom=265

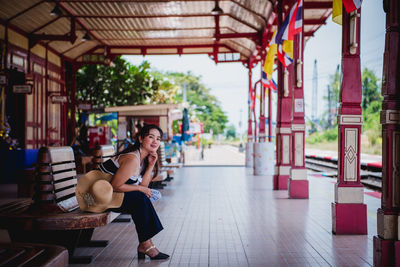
left=290, top=168, right=307, bottom=180
left=291, top=124, right=306, bottom=131
left=294, top=132, right=304, bottom=166
left=377, top=209, right=398, bottom=240
left=334, top=184, right=364, bottom=203
left=380, top=110, right=400, bottom=124
left=338, top=114, right=363, bottom=125
left=275, top=166, right=291, bottom=176
left=344, top=128, right=358, bottom=182
left=282, top=135, right=290, bottom=164
left=276, top=127, right=292, bottom=134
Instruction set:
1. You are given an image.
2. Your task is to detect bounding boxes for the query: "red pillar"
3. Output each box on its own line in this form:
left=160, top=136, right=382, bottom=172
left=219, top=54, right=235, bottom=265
left=373, top=1, right=400, bottom=265
left=331, top=7, right=367, bottom=235
left=259, top=66, right=266, bottom=143
left=288, top=30, right=308, bottom=198
left=247, top=65, right=253, bottom=143
left=268, top=83, right=272, bottom=142
left=273, top=1, right=293, bottom=190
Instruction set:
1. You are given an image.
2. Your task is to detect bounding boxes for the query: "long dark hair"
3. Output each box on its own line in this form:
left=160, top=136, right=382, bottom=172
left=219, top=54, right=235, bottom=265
left=119, top=124, right=163, bottom=178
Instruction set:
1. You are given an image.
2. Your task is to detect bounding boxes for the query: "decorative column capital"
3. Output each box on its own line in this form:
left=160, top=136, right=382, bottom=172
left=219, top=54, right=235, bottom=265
left=291, top=124, right=305, bottom=131
left=337, top=114, right=363, bottom=125
left=276, top=127, right=291, bottom=134
left=380, top=110, right=400, bottom=124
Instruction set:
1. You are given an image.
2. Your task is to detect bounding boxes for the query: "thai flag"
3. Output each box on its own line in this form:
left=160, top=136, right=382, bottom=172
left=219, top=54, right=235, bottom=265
left=289, top=0, right=303, bottom=37
left=261, top=71, right=269, bottom=88
left=277, top=44, right=293, bottom=68
left=269, top=79, right=277, bottom=92
left=275, top=0, right=302, bottom=43
left=342, top=0, right=362, bottom=13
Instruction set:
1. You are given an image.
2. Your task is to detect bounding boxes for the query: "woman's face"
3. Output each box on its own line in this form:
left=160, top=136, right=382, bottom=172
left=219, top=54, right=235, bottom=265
left=140, top=128, right=161, bottom=153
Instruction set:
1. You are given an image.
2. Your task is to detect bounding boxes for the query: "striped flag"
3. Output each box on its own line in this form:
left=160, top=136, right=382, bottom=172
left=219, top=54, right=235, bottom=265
left=333, top=0, right=362, bottom=25
left=275, top=0, right=302, bottom=67
left=289, top=0, right=303, bottom=38
left=332, top=0, right=342, bottom=25
left=261, top=71, right=269, bottom=88
left=264, top=30, right=278, bottom=80
left=342, top=0, right=362, bottom=13
left=269, top=79, right=277, bottom=92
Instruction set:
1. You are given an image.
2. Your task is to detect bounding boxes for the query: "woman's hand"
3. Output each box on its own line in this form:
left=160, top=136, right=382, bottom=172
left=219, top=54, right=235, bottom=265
left=148, top=151, right=158, bottom=167
left=139, top=186, right=153, bottom=198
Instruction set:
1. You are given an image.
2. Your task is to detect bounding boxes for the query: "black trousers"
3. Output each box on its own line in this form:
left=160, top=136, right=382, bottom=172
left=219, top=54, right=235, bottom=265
left=109, top=181, right=163, bottom=243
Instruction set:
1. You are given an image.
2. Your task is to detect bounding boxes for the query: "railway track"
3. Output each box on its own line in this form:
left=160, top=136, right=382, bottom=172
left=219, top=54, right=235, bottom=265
left=305, top=155, right=382, bottom=191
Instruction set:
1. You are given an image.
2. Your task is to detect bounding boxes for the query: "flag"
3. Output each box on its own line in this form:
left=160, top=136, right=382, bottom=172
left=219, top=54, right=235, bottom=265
left=277, top=41, right=293, bottom=68
left=269, top=79, right=277, bottom=92
left=261, top=71, right=269, bottom=88
left=274, top=0, right=302, bottom=67
left=342, top=0, right=362, bottom=13
left=289, top=0, right=303, bottom=38
left=264, top=31, right=278, bottom=80
left=332, top=0, right=342, bottom=25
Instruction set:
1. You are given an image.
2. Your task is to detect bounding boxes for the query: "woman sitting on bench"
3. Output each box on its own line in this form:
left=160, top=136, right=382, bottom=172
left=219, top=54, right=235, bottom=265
left=99, top=124, right=168, bottom=260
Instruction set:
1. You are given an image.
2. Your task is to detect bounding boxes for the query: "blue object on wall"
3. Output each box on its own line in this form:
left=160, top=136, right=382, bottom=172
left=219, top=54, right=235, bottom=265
left=0, top=149, right=38, bottom=183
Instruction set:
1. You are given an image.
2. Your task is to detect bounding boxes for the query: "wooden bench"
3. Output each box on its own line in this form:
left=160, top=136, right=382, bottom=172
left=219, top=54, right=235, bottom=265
left=0, top=242, right=68, bottom=266
left=0, top=146, right=120, bottom=264
left=91, top=144, right=115, bottom=170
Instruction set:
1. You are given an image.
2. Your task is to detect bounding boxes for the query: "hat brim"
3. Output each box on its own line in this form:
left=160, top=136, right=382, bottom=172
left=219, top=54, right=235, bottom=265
left=76, top=170, right=124, bottom=213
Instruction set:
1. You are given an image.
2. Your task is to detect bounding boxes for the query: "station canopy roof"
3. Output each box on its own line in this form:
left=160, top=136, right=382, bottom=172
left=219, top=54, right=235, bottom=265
left=0, top=0, right=332, bottom=64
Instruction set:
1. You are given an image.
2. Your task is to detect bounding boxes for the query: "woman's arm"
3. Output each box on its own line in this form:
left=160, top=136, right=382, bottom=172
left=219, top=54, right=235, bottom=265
left=111, top=154, right=152, bottom=197
left=140, top=151, right=157, bottom=187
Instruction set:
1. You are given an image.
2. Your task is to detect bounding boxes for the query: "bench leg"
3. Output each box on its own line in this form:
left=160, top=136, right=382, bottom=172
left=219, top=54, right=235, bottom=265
left=112, top=214, right=131, bottom=223
left=8, top=229, right=93, bottom=264
left=78, top=228, right=109, bottom=247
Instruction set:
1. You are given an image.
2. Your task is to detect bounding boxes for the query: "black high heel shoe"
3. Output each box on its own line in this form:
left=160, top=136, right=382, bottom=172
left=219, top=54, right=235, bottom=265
left=137, top=245, right=169, bottom=260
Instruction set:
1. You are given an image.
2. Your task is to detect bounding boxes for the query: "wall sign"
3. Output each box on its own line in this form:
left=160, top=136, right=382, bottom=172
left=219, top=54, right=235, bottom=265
left=51, top=95, right=68, bottom=103
left=13, top=84, right=32, bottom=94
left=0, top=73, right=7, bottom=85
left=78, top=103, right=92, bottom=110
left=294, top=99, right=304, bottom=113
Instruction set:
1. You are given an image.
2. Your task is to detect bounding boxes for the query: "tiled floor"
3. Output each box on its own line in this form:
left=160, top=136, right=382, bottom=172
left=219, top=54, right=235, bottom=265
left=72, top=167, right=379, bottom=267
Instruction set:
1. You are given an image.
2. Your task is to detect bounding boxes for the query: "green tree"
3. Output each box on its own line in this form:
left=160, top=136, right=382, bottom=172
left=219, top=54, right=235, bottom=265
left=225, top=124, right=236, bottom=139
left=76, top=57, right=160, bottom=109
left=164, top=72, right=228, bottom=135
left=362, top=67, right=382, bottom=110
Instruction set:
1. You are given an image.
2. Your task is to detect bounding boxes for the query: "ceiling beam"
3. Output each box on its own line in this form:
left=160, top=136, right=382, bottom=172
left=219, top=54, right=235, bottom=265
left=303, top=2, right=332, bottom=9
left=304, top=18, right=328, bottom=25
left=56, top=1, right=105, bottom=45
left=29, top=17, right=77, bottom=48
left=6, top=0, right=46, bottom=22
left=30, top=16, right=63, bottom=34
left=216, top=32, right=260, bottom=40
left=60, top=13, right=260, bottom=31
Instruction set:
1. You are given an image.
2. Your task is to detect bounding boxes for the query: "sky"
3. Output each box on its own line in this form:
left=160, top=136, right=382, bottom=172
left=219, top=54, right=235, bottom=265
left=123, top=1, right=386, bottom=134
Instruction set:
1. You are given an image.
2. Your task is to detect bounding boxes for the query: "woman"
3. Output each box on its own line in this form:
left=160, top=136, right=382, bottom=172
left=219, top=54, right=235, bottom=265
left=99, top=124, right=169, bottom=260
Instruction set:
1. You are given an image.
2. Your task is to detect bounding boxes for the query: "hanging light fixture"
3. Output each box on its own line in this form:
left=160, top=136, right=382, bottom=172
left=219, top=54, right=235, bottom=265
left=211, top=1, right=223, bottom=15
left=50, top=4, right=62, bottom=16
left=82, top=32, right=91, bottom=41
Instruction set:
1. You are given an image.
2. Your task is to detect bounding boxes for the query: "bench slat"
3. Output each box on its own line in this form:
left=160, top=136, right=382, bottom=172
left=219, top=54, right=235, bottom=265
left=55, top=187, right=76, bottom=200
left=51, top=162, right=76, bottom=172
left=54, top=179, right=77, bottom=191
left=101, top=145, right=115, bottom=157
left=48, top=147, right=75, bottom=163
left=57, top=196, right=78, bottom=212
left=53, top=170, right=77, bottom=181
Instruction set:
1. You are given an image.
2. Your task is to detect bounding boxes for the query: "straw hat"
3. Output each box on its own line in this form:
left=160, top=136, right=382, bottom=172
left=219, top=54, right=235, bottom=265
left=76, top=170, right=124, bottom=213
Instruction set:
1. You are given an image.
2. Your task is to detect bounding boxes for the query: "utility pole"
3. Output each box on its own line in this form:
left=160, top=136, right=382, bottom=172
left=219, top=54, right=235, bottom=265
left=327, top=85, right=332, bottom=127
left=312, top=59, right=318, bottom=122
